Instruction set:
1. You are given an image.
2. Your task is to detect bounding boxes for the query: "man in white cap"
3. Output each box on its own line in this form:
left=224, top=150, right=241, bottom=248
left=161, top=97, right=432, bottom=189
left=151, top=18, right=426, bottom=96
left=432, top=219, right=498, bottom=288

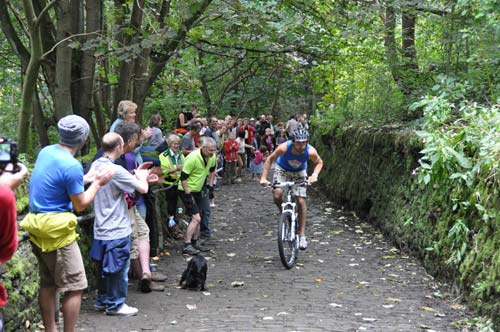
left=21, top=114, right=113, bottom=332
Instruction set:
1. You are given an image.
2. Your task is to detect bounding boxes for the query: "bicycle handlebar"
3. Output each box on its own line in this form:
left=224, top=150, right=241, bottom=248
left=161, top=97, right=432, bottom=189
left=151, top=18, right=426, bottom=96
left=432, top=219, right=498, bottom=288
left=271, top=180, right=309, bottom=189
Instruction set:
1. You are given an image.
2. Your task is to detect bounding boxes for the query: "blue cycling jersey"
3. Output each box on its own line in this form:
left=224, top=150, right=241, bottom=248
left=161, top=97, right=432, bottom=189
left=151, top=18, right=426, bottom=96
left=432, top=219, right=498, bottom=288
left=276, top=140, right=309, bottom=172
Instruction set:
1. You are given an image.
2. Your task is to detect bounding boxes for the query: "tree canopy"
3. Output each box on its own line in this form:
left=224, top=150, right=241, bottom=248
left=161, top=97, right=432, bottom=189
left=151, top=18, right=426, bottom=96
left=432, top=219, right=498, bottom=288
left=0, top=0, right=498, bottom=154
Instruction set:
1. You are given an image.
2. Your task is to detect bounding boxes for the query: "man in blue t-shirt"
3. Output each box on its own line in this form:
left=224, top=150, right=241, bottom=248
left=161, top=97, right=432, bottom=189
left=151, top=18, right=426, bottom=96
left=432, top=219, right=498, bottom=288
left=23, top=115, right=113, bottom=332
left=260, top=127, right=323, bottom=251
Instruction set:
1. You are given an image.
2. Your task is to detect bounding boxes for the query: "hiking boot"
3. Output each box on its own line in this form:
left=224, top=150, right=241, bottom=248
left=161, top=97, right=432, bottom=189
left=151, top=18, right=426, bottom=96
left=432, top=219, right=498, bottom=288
left=151, top=271, right=168, bottom=282
left=139, top=273, right=152, bottom=293
left=150, top=281, right=165, bottom=292
left=299, top=236, right=308, bottom=251
left=182, top=244, right=200, bottom=255
left=192, top=242, right=211, bottom=252
left=106, top=303, right=138, bottom=316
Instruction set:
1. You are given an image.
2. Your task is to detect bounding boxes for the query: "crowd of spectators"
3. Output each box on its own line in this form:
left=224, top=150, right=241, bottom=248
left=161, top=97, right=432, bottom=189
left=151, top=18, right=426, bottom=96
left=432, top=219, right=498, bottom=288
left=2, top=103, right=311, bottom=325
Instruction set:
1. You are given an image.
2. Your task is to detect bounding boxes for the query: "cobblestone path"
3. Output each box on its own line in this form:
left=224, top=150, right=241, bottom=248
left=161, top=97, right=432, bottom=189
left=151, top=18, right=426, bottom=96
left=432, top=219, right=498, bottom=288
left=78, top=177, right=471, bottom=332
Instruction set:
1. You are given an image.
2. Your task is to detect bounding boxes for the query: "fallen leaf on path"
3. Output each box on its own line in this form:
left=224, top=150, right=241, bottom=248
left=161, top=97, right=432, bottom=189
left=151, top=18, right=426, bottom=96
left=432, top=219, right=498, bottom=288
left=202, top=292, right=211, bottom=296
left=385, top=297, right=401, bottom=303
left=263, top=317, right=274, bottom=321
left=315, top=278, right=323, bottom=283
left=318, top=259, right=324, bottom=263
left=382, top=304, right=394, bottom=308
left=186, top=304, right=197, bottom=310
left=416, top=323, right=430, bottom=329
left=227, top=253, right=236, bottom=257
left=362, top=318, right=378, bottom=322
left=276, top=312, right=289, bottom=316
left=329, top=303, right=342, bottom=308
left=420, top=306, right=435, bottom=312
left=231, top=281, right=245, bottom=287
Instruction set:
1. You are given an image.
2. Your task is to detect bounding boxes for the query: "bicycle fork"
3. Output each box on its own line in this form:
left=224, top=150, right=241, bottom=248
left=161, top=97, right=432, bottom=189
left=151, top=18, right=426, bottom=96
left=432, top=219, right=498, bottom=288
left=281, top=202, right=297, bottom=242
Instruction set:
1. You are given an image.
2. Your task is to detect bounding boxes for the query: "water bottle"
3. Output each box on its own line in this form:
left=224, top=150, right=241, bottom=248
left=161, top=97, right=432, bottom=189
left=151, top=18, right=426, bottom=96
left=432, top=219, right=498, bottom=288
left=168, top=217, right=176, bottom=228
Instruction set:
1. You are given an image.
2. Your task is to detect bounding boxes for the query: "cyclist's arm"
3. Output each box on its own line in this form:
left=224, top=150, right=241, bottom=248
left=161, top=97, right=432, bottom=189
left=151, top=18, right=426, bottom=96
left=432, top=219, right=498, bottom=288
left=260, top=143, right=286, bottom=185
left=307, top=146, right=323, bottom=184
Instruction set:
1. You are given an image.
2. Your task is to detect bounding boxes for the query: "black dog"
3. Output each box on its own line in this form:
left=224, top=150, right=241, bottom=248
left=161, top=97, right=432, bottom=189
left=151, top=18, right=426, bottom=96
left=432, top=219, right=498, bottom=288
left=179, top=255, right=207, bottom=291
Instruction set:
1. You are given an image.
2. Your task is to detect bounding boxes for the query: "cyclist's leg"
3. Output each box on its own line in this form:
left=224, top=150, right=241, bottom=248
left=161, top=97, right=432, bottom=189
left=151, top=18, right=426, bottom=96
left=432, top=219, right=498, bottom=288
left=292, top=170, right=308, bottom=236
left=272, top=188, right=283, bottom=213
left=272, top=167, right=286, bottom=213
left=296, top=197, right=307, bottom=236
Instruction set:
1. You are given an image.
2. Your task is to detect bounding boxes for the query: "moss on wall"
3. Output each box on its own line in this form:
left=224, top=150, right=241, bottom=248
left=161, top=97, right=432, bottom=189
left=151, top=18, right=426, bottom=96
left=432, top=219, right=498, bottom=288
left=311, top=125, right=500, bottom=328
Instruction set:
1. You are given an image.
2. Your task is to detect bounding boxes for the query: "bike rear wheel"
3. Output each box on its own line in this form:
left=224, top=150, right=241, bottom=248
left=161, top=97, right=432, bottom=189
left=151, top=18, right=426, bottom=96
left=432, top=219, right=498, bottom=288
left=278, top=211, right=299, bottom=269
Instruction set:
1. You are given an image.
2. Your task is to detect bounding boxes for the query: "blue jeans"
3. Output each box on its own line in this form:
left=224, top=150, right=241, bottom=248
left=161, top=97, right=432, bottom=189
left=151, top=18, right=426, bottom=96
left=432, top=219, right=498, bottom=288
left=199, top=186, right=211, bottom=237
left=95, top=254, right=130, bottom=312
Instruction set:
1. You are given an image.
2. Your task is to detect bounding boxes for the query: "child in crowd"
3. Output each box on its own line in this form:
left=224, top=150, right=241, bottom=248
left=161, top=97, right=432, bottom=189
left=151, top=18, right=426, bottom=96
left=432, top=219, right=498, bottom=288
left=223, top=132, right=239, bottom=184
left=261, top=127, right=274, bottom=153
left=236, top=130, right=254, bottom=181
left=250, top=145, right=268, bottom=180
left=275, top=128, right=288, bottom=146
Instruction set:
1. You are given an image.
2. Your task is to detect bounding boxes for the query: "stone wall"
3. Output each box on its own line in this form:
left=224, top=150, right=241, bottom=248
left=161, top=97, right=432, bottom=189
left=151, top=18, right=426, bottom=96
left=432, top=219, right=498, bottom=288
left=310, top=125, right=499, bottom=328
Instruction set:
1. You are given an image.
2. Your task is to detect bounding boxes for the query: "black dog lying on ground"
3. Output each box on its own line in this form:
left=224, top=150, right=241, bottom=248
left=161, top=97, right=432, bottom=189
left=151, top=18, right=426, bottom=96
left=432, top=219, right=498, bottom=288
left=179, top=255, right=207, bottom=291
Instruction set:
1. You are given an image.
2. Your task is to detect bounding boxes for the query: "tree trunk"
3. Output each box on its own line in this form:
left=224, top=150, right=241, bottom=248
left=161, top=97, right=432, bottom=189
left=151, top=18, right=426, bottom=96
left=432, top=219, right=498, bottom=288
left=402, top=10, right=417, bottom=70
left=113, top=0, right=145, bottom=119
left=18, top=0, right=51, bottom=152
left=32, top=89, right=49, bottom=147
left=54, top=0, right=74, bottom=119
left=198, top=49, right=213, bottom=114
left=383, top=0, right=400, bottom=88
left=78, top=0, right=101, bottom=122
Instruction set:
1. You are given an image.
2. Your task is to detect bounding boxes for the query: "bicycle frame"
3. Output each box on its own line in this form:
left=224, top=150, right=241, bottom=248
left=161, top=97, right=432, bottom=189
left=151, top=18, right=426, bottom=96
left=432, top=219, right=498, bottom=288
left=274, top=180, right=306, bottom=249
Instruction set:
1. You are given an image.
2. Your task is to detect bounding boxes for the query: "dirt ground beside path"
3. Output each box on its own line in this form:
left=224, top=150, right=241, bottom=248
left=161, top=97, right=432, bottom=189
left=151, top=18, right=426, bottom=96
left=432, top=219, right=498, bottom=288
left=77, top=177, right=472, bottom=332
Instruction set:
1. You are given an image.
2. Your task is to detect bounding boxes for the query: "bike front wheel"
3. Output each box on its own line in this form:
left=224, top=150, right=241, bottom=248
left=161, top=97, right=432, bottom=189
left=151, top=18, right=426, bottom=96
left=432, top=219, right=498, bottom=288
left=277, top=211, right=299, bottom=269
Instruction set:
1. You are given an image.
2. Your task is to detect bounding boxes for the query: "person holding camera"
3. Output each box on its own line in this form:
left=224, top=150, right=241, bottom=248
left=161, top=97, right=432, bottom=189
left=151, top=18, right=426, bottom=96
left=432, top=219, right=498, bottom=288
left=20, top=115, right=113, bottom=332
left=0, top=139, right=28, bottom=332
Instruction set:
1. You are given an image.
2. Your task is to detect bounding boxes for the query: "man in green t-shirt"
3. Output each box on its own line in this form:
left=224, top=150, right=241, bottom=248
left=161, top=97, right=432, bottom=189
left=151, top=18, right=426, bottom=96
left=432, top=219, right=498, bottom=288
left=179, top=137, right=217, bottom=255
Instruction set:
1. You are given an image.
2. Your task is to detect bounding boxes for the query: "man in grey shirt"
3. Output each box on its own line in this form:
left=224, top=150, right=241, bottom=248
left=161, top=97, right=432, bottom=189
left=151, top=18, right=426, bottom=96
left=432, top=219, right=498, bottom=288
left=90, top=132, right=151, bottom=316
left=181, top=124, right=201, bottom=156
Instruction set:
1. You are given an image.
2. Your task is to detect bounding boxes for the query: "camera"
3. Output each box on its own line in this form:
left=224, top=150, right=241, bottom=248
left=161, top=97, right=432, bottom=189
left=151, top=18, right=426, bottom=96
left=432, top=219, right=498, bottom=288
left=0, top=137, right=20, bottom=174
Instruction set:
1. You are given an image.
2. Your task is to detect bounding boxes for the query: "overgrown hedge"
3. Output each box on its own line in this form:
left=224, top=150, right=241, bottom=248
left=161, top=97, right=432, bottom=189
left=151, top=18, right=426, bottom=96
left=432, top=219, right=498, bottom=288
left=311, top=125, right=499, bottom=328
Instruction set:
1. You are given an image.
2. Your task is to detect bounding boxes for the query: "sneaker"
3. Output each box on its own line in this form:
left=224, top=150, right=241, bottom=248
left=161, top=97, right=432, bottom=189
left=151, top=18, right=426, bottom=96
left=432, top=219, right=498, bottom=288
left=139, top=273, right=152, bottom=293
left=299, top=236, right=308, bottom=251
left=94, top=303, right=106, bottom=312
left=192, top=242, right=211, bottom=252
left=106, top=303, right=138, bottom=316
left=182, top=244, right=200, bottom=255
left=151, top=271, right=168, bottom=282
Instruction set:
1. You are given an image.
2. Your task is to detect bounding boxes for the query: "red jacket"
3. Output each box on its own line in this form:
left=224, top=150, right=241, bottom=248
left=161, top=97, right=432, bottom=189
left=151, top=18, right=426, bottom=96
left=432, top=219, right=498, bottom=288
left=224, top=140, right=239, bottom=162
left=238, top=125, right=255, bottom=146
left=0, top=185, right=18, bottom=307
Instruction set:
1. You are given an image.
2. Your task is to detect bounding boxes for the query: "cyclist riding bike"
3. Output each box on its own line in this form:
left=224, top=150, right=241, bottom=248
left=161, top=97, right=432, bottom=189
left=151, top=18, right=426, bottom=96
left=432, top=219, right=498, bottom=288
left=260, top=127, right=323, bottom=250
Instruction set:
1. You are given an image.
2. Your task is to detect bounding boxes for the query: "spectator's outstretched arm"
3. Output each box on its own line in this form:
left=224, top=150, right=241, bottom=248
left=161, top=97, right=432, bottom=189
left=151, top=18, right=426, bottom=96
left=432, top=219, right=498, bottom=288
left=0, top=163, right=27, bottom=190
left=70, top=168, right=114, bottom=212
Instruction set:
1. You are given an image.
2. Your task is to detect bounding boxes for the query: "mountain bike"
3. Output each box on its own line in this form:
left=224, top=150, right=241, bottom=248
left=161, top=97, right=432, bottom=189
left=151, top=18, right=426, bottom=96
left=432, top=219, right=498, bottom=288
left=273, top=180, right=307, bottom=269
